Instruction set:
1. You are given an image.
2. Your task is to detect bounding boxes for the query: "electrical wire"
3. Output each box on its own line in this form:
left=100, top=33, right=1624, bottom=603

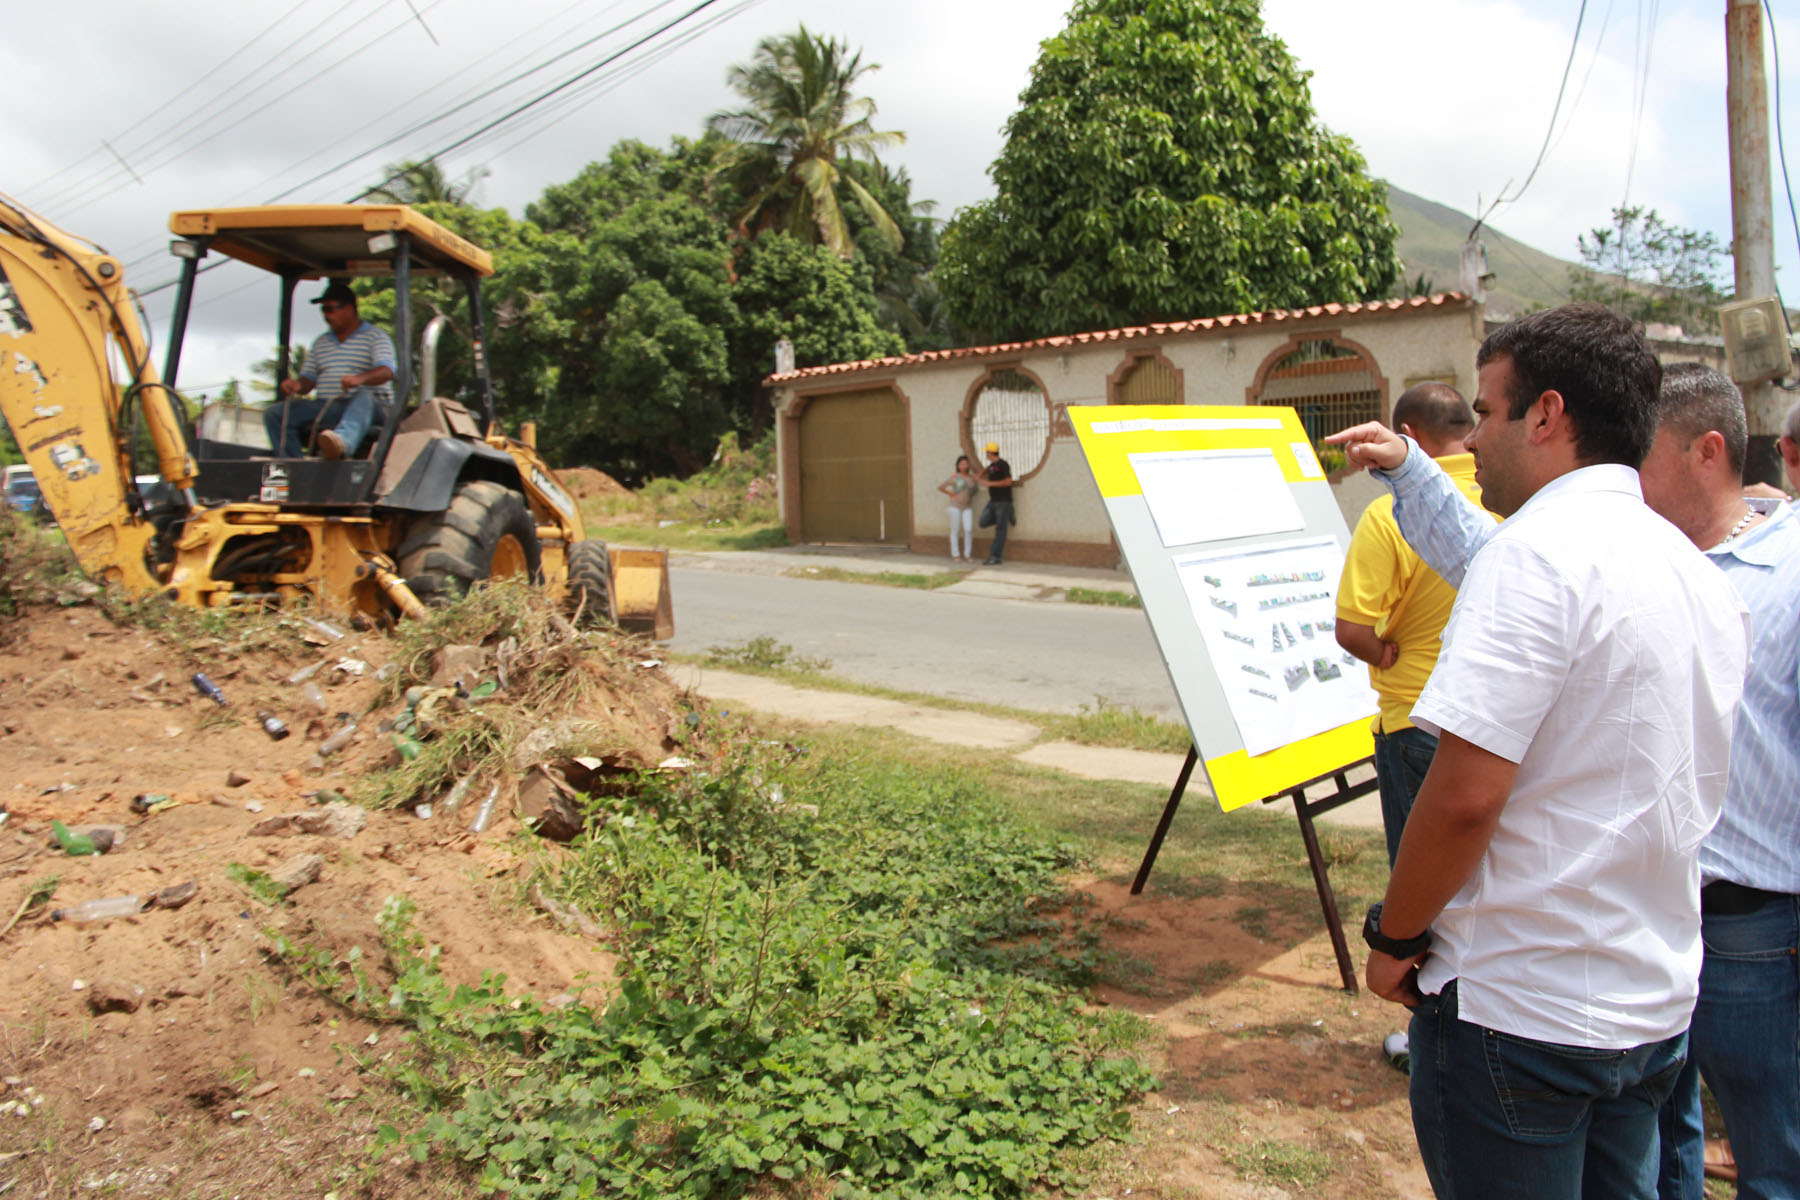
left=20, top=0, right=317, bottom=199
left=264, top=0, right=691, bottom=205
left=352, top=0, right=728, bottom=202
left=1621, top=0, right=1662, bottom=206
left=1763, top=0, right=1800, bottom=281
left=1470, top=0, right=1591, bottom=239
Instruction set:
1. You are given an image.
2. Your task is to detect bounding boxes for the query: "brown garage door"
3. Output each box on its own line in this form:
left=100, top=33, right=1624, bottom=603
left=798, top=388, right=909, bottom=544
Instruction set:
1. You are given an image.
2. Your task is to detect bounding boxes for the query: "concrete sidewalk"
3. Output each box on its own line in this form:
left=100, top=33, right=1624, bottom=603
left=673, top=664, right=1382, bottom=832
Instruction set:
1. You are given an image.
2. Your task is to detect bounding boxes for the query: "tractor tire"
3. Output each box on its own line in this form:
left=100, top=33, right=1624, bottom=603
left=397, top=480, right=542, bottom=605
left=566, top=538, right=616, bottom=626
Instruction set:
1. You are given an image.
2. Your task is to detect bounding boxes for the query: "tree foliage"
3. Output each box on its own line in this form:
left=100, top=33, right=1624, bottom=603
left=708, top=27, right=905, bottom=256
left=938, top=0, right=1401, bottom=342
left=1568, top=206, right=1731, bottom=334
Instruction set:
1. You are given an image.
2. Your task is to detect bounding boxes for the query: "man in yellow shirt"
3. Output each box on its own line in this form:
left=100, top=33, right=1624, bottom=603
left=1336, top=383, right=1491, bottom=867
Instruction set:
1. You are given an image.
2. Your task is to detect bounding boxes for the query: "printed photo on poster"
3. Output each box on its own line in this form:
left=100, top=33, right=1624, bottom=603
left=1173, top=536, right=1377, bottom=757
left=1129, top=447, right=1307, bottom=546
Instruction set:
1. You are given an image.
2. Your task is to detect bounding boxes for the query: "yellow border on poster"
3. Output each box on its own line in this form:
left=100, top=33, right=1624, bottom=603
left=1068, top=404, right=1374, bottom=812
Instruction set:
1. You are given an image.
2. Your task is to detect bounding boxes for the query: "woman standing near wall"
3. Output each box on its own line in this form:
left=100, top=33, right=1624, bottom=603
left=938, top=454, right=980, bottom=560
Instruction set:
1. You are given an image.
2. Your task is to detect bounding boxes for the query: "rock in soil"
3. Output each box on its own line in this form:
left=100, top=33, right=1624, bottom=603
left=268, top=853, right=324, bottom=894
left=87, top=979, right=145, bottom=1014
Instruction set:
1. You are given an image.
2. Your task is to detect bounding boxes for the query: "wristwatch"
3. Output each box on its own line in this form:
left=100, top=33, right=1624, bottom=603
left=1362, top=902, right=1432, bottom=958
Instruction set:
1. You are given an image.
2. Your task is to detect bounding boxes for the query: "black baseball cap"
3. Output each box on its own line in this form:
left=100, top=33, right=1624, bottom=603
left=310, top=281, right=356, bottom=306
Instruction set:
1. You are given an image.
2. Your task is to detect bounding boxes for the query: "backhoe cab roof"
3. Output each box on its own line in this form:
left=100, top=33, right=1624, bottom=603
left=168, top=204, right=493, bottom=279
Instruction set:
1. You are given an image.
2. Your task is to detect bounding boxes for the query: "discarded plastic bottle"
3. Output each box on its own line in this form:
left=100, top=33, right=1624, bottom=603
left=299, top=682, right=328, bottom=715
left=51, top=895, right=145, bottom=924
left=286, top=661, right=325, bottom=686
left=191, top=673, right=227, bottom=706
left=257, top=712, right=291, bottom=741
left=468, top=783, right=501, bottom=834
left=391, top=733, right=421, bottom=761
left=440, top=777, right=473, bottom=812
left=317, top=721, right=358, bottom=757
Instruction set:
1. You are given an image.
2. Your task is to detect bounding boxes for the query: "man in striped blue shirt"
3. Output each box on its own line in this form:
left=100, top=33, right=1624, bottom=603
left=1639, top=365, right=1800, bottom=1200
left=265, top=281, right=395, bottom=459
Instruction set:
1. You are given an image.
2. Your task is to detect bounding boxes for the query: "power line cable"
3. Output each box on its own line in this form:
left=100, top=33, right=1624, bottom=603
left=33, top=0, right=365, bottom=215
left=1470, top=0, right=1591, bottom=239
left=263, top=0, right=689, bottom=205
left=1548, top=0, right=1618, bottom=158
left=1763, top=0, right=1800, bottom=284
left=21, top=0, right=317, bottom=198
left=350, top=0, right=728, bottom=202
left=1621, top=0, right=1662, bottom=206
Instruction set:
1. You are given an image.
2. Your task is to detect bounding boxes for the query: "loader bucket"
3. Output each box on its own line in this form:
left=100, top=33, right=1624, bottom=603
left=608, top=547, right=674, bottom=640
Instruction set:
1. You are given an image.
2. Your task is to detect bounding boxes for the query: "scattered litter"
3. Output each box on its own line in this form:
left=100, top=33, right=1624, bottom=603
left=331, top=657, right=368, bottom=677
left=316, top=721, right=358, bottom=758
left=658, top=756, right=696, bottom=770
left=285, top=661, right=325, bottom=686
left=257, top=712, right=290, bottom=741
left=298, top=682, right=328, bottom=715
left=52, top=896, right=145, bottom=924
left=414, top=804, right=433, bottom=820
left=296, top=1068, right=316, bottom=1079
left=467, top=783, right=501, bottom=834
left=638, top=659, right=663, bottom=669
left=363, top=1033, right=379, bottom=1046
left=129, top=793, right=176, bottom=816
left=190, top=673, right=227, bottom=707
left=229, top=1110, right=249, bottom=1122
left=297, top=617, right=346, bottom=644
left=40, top=782, right=74, bottom=795
left=244, top=800, right=263, bottom=813
left=86, top=1116, right=105, bottom=1133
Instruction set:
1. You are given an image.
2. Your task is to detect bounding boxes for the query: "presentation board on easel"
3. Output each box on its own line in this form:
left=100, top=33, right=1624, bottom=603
left=1069, top=404, right=1377, bottom=812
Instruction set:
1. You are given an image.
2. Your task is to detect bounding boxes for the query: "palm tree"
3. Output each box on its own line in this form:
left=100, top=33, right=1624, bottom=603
left=707, top=27, right=905, bottom=256
left=250, top=344, right=307, bottom=398
left=363, top=158, right=490, bottom=206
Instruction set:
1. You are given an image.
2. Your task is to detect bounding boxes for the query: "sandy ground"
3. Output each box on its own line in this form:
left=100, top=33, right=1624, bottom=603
left=0, top=601, right=1426, bottom=1199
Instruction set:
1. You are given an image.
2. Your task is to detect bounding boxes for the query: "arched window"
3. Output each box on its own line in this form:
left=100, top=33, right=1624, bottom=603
left=965, top=367, right=1052, bottom=478
left=1110, top=352, right=1182, bottom=405
left=1248, top=336, right=1385, bottom=446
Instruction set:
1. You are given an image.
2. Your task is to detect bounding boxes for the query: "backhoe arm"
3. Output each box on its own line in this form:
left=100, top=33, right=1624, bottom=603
left=0, top=195, right=194, bottom=592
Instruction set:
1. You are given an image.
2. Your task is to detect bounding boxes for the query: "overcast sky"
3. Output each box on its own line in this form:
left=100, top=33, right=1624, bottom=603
left=6, top=0, right=1795, bottom=394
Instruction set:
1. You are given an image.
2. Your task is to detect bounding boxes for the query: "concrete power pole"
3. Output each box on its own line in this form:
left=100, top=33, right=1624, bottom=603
left=1726, top=0, right=1786, bottom=485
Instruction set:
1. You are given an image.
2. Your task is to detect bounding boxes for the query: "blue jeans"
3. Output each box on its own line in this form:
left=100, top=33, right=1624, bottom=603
left=1658, top=896, right=1800, bottom=1200
left=264, top=386, right=379, bottom=458
left=984, top=499, right=1012, bottom=561
left=1411, top=980, right=1689, bottom=1200
left=1372, top=724, right=1438, bottom=868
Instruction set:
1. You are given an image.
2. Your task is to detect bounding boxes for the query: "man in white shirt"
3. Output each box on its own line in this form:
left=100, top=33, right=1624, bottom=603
left=1329, top=303, right=1751, bottom=1199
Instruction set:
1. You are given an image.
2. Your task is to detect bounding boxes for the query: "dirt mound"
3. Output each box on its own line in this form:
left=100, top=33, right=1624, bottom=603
left=0, top=596, right=701, bottom=1196
left=557, top=466, right=630, bottom=499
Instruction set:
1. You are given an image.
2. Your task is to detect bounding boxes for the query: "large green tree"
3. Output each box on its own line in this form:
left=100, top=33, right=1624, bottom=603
left=938, top=0, right=1401, bottom=341
left=708, top=26, right=905, bottom=256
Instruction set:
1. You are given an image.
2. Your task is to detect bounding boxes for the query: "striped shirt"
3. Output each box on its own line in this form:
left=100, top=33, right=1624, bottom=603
left=1379, top=441, right=1800, bottom=895
left=1700, top=497, right=1800, bottom=893
left=303, top=320, right=395, bottom=403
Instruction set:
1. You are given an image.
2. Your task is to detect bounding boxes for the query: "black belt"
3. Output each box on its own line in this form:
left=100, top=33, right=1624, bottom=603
left=1702, top=880, right=1790, bottom=915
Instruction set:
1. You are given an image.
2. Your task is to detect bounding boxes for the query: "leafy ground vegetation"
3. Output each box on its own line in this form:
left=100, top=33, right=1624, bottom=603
left=577, top=431, right=787, bottom=552
left=284, top=746, right=1155, bottom=1198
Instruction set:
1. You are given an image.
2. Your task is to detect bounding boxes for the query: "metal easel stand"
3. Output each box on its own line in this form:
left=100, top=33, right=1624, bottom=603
left=1130, top=746, right=1378, bottom=993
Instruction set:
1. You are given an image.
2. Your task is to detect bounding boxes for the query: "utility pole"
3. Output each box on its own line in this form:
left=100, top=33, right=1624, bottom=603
left=1726, top=0, right=1786, bottom=485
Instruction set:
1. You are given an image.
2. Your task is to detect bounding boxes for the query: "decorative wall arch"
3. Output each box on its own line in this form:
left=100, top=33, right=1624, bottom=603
left=960, top=363, right=1055, bottom=482
left=1244, top=330, right=1389, bottom=445
left=1107, top=349, right=1185, bottom=406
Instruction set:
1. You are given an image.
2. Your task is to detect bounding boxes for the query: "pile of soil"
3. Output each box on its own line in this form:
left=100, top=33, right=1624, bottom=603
left=0, top=601, right=697, bottom=1197
left=557, top=466, right=630, bottom=500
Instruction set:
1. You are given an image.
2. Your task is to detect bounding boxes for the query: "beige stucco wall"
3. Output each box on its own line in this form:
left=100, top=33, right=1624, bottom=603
left=776, top=299, right=1488, bottom=559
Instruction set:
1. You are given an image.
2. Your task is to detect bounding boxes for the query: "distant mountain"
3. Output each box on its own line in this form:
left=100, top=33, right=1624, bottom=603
left=1385, top=183, right=1575, bottom=316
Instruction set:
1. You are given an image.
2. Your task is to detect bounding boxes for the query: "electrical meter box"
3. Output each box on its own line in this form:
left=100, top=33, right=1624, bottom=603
left=1718, top=294, right=1792, bottom=384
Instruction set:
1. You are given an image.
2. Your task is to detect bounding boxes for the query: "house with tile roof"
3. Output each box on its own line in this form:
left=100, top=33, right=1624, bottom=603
left=764, top=293, right=1486, bottom=566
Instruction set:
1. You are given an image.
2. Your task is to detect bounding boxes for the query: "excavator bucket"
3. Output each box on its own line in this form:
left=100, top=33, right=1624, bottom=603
left=608, top=547, right=674, bottom=640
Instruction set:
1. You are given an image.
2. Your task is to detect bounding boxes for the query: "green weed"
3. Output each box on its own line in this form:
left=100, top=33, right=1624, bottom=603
left=1043, top=696, right=1192, bottom=754
left=278, top=746, right=1154, bottom=1199
left=1063, top=586, right=1141, bottom=608
left=1227, top=1137, right=1332, bottom=1188
left=226, top=862, right=291, bottom=907
left=701, top=635, right=832, bottom=674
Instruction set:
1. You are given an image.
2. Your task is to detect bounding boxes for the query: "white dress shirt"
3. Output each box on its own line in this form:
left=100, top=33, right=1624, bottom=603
left=1382, top=452, right=1750, bottom=1048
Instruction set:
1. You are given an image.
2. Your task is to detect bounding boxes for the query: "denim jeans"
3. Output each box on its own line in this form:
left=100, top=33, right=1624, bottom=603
left=947, top=505, right=972, bottom=558
left=1372, top=724, right=1438, bottom=868
left=1657, top=896, right=1800, bottom=1200
left=264, top=386, right=379, bottom=458
left=1411, top=980, right=1689, bottom=1200
left=985, top=499, right=1012, bottom=562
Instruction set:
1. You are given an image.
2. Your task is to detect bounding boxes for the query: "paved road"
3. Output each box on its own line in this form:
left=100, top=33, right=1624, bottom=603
left=666, top=565, right=1182, bottom=720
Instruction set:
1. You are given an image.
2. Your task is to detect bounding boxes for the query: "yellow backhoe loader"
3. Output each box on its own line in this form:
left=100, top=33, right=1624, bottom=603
left=0, top=196, right=671, bottom=635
